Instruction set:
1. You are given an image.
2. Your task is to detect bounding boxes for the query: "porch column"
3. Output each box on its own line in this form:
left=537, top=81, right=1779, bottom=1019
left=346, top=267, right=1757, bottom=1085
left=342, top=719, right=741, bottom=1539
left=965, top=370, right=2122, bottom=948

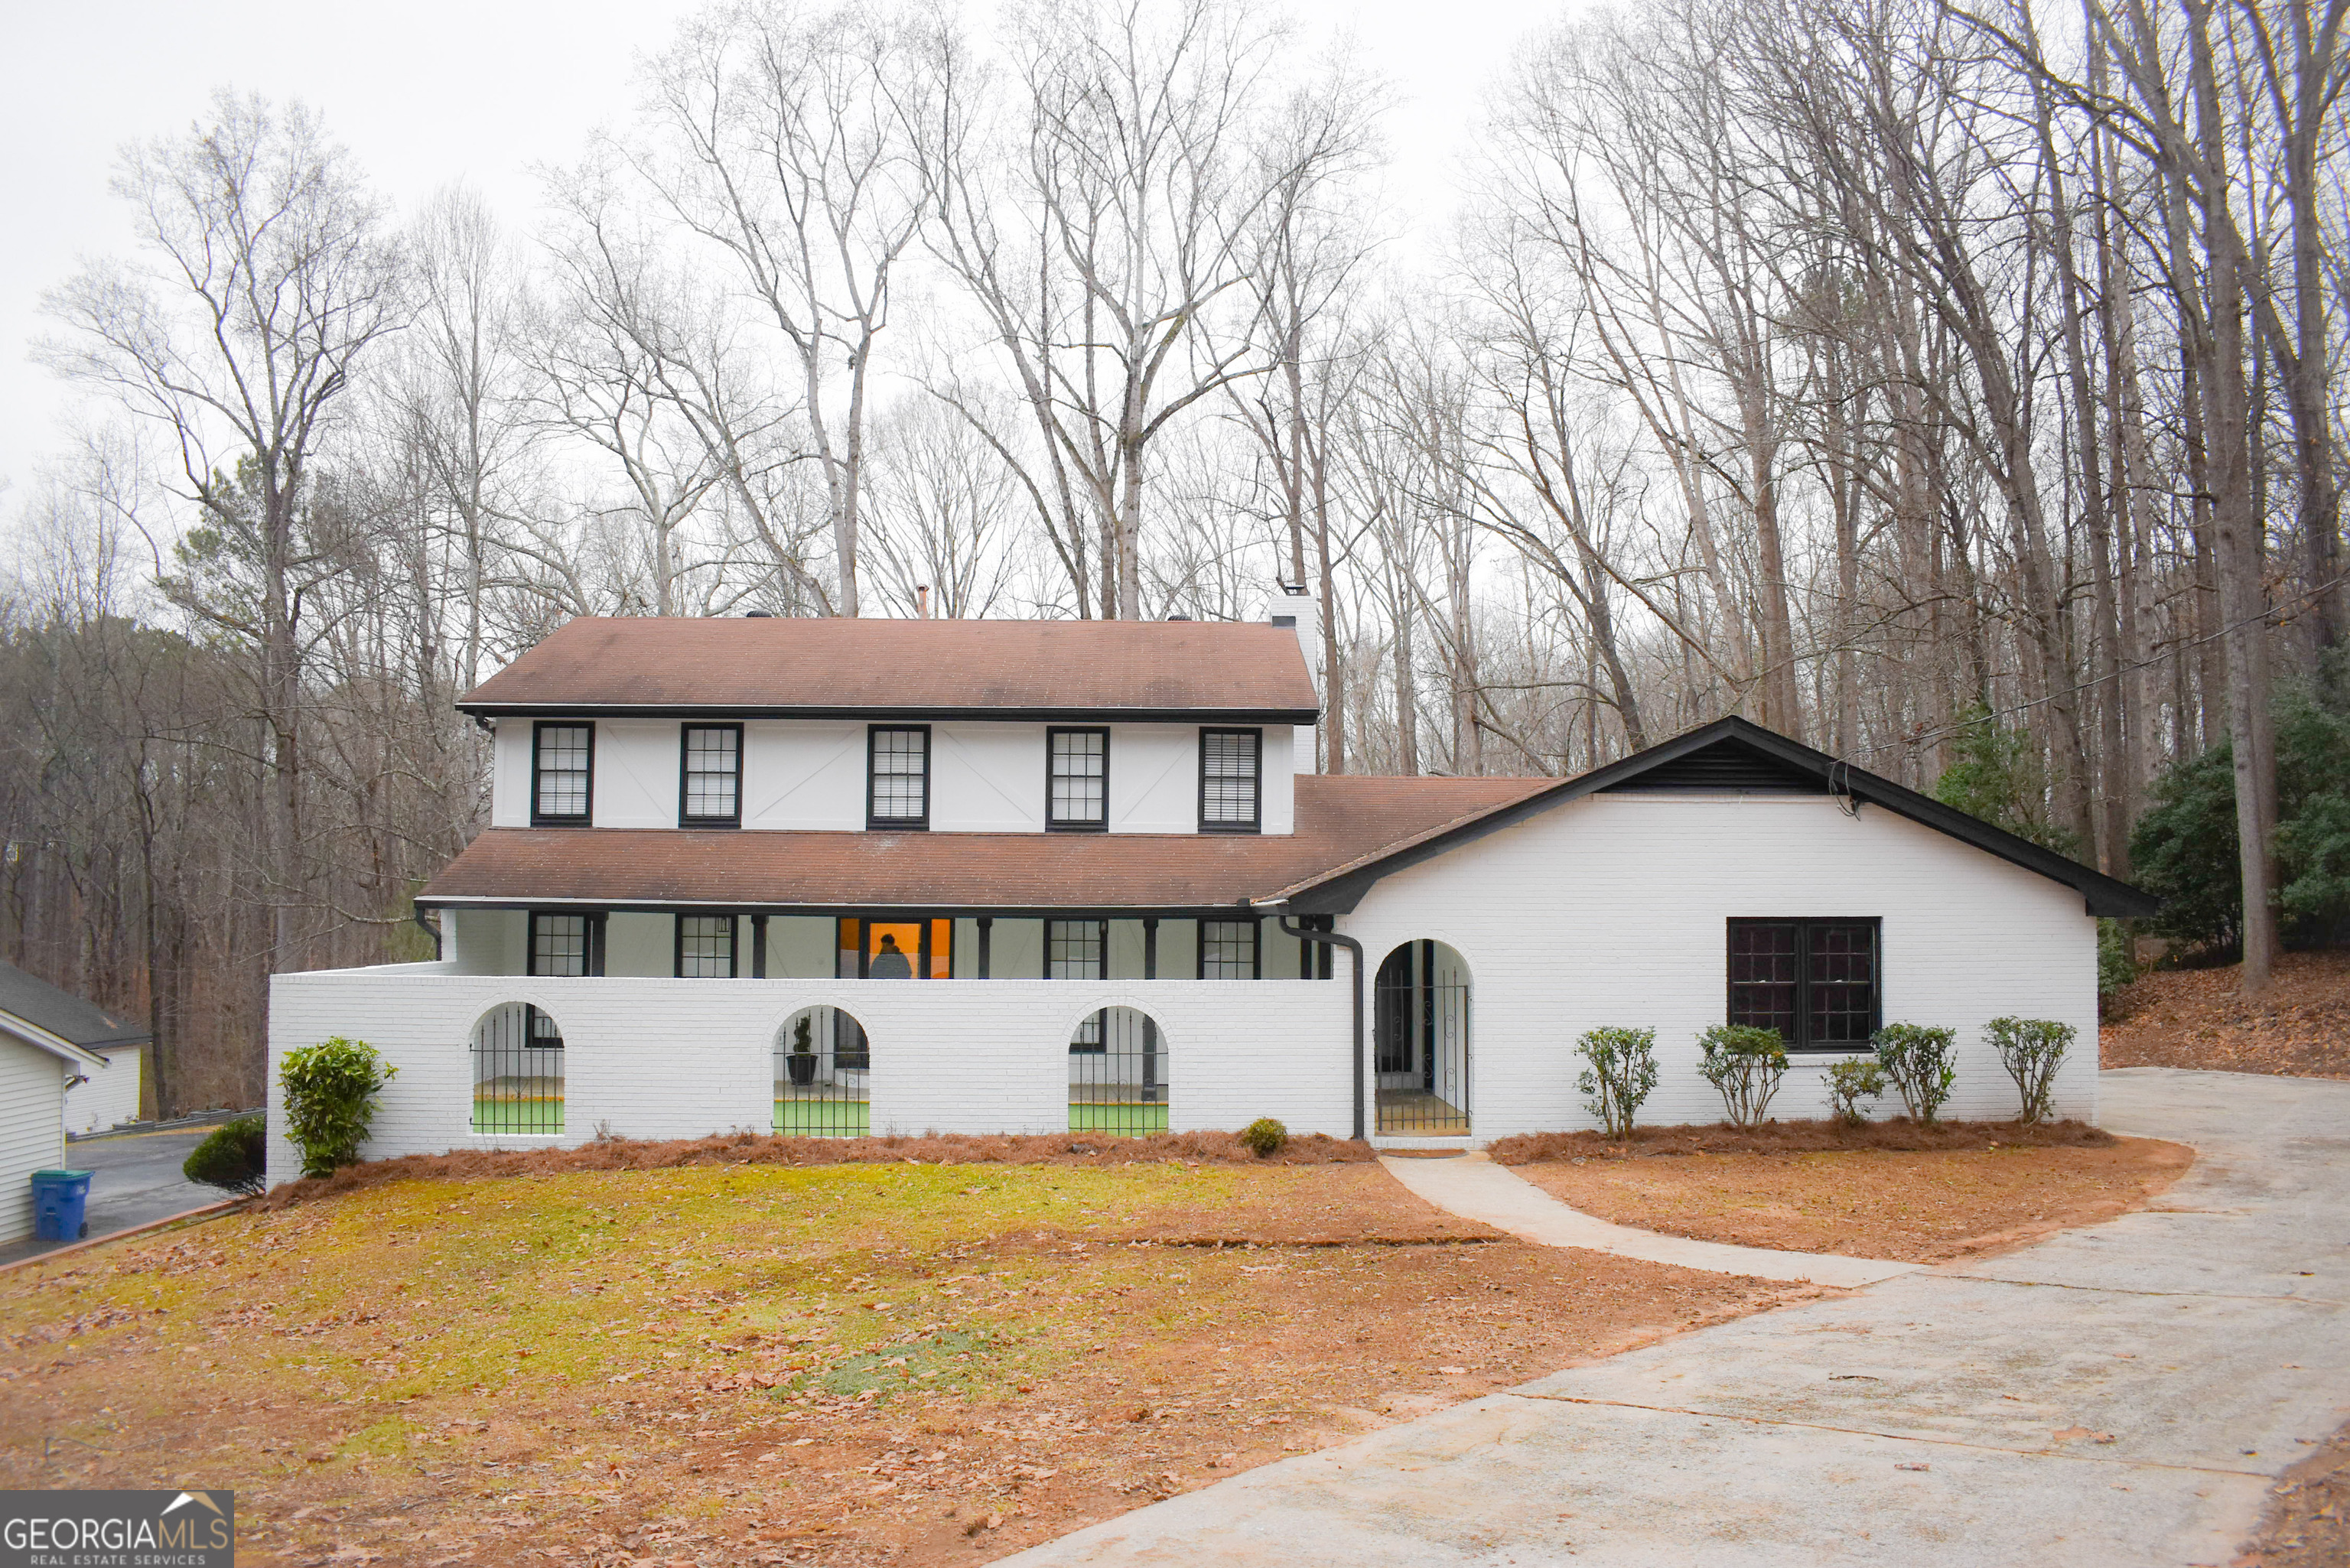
left=978, top=917, right=993, bottom=979
left=1142, top=917, right=1160, bottom=1099
left=750, top=914, right=768, bottom=979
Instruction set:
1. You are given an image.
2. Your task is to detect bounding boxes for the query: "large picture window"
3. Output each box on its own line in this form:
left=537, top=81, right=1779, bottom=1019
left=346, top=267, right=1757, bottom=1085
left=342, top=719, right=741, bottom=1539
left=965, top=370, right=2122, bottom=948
left=1198, top=728, right=1261, bottom=833
left=532, top=722, right=594, bottom=825
left=1727, top=919, right=1880, bottom=1050
left=679, top=724, right=742, bottom=826
left=867, top=726, right=930, bottom=829
left=1198, top=919, right=1259, bottom=979
left=1047, top=727, right=1109, bottom=831
left=676, top=915, right=738, bottom=978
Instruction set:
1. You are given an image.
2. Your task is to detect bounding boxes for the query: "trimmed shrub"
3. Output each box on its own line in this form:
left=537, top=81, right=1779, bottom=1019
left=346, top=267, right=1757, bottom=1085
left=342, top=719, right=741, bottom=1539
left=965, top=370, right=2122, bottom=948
left=1824, top=1059, right=1887, bottom=1126
left=1574, top=1026, right=1659, bottom=1138
left=1984, top=1017, right=2075, bottom=1124
left=280, top=1036, right=399, bottom=1179
left=1872, top=1023, right=1957, bottom=1123
left=182, top=1114, right=267, bottom=1196
left=1696, top=1025, right=1788, bottom=1129
left=1239, top=1117, right=1289, bottom=1158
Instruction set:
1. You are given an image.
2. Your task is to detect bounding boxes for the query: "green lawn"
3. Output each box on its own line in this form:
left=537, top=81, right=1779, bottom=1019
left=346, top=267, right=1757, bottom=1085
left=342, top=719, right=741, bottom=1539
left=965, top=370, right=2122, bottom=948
left=473, top=1097, right=563, bottom=1134
left=773, top=1098, right=871, bottom=1137
left=1069, top=1102, right=1169, bottom=1134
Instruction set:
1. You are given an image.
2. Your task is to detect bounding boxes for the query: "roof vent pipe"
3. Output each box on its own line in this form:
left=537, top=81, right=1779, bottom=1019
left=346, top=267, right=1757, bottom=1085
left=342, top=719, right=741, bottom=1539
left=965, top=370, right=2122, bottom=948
left=916, top=585, right=931, bottom=620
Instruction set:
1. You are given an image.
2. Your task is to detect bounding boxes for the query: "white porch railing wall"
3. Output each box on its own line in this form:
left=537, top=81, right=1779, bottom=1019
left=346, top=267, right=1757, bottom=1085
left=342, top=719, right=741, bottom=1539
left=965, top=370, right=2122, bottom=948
left=265, top=965, right=1349, bottom=1186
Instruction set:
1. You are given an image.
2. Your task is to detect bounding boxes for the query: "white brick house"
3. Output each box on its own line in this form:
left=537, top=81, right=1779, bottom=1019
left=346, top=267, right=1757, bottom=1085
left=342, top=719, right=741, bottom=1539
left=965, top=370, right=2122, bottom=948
left=266, top=598, right=2155, bottom=1178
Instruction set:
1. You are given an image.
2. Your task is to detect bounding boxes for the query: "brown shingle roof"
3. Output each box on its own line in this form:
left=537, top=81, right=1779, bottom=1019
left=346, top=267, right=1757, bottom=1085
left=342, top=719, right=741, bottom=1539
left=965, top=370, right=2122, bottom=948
left=458, top=616, right=1321, bottom=719
left=419, top=775, right=1549, bottom=912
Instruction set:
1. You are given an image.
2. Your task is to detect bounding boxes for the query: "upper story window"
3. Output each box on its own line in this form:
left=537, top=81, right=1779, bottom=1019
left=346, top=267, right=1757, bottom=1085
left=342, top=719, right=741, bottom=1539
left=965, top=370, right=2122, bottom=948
left=532, top=723, right=594, bottom=825
left=1047, top=727, right=1108, bottom=831
left=1199, top=919, right=1259, bottom=979
left=676, top=915, right=737, bottom=978
left=868, top=725, right=930, bottom=830
left=1727, top=918, right=1880, bottom=1050
left=679, top=724, right=742, bottom=827
left=1198, top=728, right=1261, bottom=833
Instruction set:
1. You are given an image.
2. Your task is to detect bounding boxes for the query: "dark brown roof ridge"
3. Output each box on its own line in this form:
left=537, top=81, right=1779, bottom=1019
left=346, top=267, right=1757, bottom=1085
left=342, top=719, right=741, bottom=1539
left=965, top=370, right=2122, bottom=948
left=458, top=615, right=1322, bottom=719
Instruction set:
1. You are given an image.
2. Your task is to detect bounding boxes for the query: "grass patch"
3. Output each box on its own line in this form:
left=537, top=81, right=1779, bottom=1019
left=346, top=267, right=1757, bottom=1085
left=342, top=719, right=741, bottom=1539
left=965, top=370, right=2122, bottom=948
left=773, top=1098, right=870, bottom=1137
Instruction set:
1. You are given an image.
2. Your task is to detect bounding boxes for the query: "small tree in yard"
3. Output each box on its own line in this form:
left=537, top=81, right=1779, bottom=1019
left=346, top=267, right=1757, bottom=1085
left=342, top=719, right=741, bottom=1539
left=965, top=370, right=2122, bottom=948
left=1575, top=1026, right=1658, bottom=1137
left=1824, top=1059, right=1887, bottom=1126
left=279, top=1036, right=397, bottom=1179
left=1696, top=1025, right=1788, bottom=1128
left=1984, top=1017, right=2073, bottom=1124
left=182, top=1114, right=268, bottom=1196
left=1240, top=1117, right=1289, bottom=1157
left=1873, top=1024, right=1957, bottom=1123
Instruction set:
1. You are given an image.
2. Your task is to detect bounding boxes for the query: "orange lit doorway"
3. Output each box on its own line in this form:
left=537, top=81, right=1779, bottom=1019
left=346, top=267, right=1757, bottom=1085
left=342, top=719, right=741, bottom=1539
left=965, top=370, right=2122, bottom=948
left=836, top=917, right=955, bottom=980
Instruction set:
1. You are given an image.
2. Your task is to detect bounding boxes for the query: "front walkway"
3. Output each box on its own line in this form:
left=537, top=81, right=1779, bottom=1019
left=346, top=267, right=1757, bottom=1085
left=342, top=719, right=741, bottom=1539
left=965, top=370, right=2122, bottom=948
left=1007, top=1069, right=2350, bottom=1566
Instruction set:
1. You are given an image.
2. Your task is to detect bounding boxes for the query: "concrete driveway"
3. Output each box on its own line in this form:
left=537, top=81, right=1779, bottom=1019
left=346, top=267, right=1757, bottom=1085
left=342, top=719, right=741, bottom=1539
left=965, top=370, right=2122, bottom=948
left=1008, top=1069, right=2350, bottom=1566
left=0, top=1121, right=234, bottom=1267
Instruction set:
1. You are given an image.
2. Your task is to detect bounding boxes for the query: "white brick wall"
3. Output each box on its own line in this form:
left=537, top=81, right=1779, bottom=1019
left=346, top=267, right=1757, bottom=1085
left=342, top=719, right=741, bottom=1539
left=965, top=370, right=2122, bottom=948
left=1336, top=792, right=2101, bottom=1137
left=265, top=968, right=1347, bottom=1185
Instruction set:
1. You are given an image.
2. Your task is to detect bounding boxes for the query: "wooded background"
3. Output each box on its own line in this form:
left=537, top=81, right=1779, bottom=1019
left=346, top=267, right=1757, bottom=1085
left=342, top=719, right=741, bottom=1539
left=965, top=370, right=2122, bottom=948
left=4, top=0, right=2342, bottom=1114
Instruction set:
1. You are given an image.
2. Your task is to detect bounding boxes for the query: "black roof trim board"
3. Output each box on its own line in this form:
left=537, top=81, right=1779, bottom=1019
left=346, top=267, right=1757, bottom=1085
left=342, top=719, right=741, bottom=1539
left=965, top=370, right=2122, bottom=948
left=459, top=703, right=1324, bottom=725
left=418, top=896, right=1268, bottom=920
left=1281, top=716, right=2161, bottom=920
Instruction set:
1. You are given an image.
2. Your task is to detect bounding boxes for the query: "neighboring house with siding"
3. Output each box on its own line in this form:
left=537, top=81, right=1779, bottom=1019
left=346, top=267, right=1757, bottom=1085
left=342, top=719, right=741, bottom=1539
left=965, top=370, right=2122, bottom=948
left=267, top=594, right=2156, bottom=1181
left=0, top=963, right=132, bottom=1242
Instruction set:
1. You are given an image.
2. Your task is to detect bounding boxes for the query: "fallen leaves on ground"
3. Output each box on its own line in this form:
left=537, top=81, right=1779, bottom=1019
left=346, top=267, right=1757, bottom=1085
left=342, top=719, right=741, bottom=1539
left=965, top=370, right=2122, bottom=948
left=2102, top=950, right=2350, bottom=1079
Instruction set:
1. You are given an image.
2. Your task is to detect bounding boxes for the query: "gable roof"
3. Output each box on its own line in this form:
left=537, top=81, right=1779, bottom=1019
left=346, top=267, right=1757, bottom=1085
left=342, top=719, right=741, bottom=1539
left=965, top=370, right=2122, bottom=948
left=457, top=616, right=1322, bottom=723
left=418, top=776, right=1551, bottom=914
left=1274, top=716, right=2160, bottom=919
left=0, top=960, right=145, bottom=1069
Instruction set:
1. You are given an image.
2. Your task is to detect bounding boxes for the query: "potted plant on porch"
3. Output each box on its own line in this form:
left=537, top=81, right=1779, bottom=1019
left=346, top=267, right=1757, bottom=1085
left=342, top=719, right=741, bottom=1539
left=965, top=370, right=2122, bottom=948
left=786, top=1015, right=819, bottom=1087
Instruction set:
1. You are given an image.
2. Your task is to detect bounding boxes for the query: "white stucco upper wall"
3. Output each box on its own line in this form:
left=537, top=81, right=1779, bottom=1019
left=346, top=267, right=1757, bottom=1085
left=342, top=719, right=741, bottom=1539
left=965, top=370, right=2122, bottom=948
left=1337, top=792, right=2101, bottom=1135
left=487, top=717, right=1302, bottom=834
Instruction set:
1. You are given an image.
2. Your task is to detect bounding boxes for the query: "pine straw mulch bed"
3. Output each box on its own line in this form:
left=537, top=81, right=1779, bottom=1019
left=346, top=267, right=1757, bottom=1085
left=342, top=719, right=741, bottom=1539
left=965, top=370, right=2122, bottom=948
left=1489, top=1119, right=2191, bottom=1264
left=2101, top=948, right=2350, bottom=1078
left=2235, top=1416, right=2350, bottom=1568
left=0, top=1157, right=1795, bottom=1568
left=253, top=1128, right=1373, bottom=1214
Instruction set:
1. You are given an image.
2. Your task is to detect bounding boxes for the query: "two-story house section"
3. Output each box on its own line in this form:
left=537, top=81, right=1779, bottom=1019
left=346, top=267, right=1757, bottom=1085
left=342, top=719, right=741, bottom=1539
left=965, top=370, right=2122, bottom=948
left=269, top=592, right=2154, bottom=1177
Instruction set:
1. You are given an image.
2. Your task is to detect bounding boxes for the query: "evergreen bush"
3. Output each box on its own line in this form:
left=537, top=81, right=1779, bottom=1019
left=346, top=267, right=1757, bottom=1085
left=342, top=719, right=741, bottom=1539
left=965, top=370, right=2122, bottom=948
left=1696, top=1025, right=1788, bottom=1128
left=181, top=1114, right=267, bottom=1196
left=1872, top=1023, right=1958, bottom=1122
left=1574, top=1026, right=1659, bottom=1138
left=1984, top=1017, right=2074, bottom=1124
left=1239, top=1117, right=1289, bottom=1157
left=1824, top=1059, right=1887, bottom=1126
left=279, top=1036, right=398, bottom=1179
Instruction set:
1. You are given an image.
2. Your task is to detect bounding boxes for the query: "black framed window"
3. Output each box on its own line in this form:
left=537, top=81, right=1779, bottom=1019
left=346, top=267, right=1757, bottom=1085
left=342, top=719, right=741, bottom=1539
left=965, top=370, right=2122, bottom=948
left=1199, top=728, right=1261, bottom=832
left=1046, top=919, right=1106, bottom=980
left=1727, top=918, right=1880, bottom=1050
left=1046, top=727, right=1109, bottom=831
left=1199, top=918, right=1259, bottom=979
left=867, top=726, right=930, bottom=829
left=529, top=912, right=589, bottom=977
left=679, top=724, right=742, bottom=826
left=676, top=915, right=738, bottom=978
left=532, top=722, right=594, bottom=825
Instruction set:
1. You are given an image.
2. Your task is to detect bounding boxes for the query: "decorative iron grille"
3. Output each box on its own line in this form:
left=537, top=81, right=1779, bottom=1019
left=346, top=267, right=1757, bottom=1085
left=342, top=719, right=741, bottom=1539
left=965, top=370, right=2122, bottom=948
left=774, top=1006, right=871, bottom=1137
left=1374, top=942, right=1470, bottom=1134
left=1069, top=1006, right=1167, bottom=1135
left=472, top=1002, right=565, bottom=1133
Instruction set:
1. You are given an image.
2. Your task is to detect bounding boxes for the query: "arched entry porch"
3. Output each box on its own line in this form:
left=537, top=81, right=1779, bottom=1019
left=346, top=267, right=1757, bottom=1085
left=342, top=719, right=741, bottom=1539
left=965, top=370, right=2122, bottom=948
left=1373, top=941, right=1470, bottom=1135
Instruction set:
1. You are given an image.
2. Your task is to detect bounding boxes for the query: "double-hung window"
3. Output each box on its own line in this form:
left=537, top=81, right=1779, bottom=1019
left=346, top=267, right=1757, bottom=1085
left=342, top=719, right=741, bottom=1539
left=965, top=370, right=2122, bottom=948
left=1046, top=727, right=1108, bottom=831
left=679, top=724, right=742, bottom=826
left=1726, top=918, right=1880, bottom=1049
left=532, top=722, right=594, bottom=825
left=1198, top=728, right=1261, bottom=833
left=1199, top=919, right=1259, bottom=979
left=1050, top=919, right=1108, bottom=1052
left=676, top=915, right=737, bottom=978
left=867, top=726, right=930, bottom=829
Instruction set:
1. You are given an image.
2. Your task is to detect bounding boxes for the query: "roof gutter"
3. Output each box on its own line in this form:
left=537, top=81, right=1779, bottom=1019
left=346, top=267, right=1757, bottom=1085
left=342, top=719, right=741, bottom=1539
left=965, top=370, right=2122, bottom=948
left=1262, top=903, right=1365, bottom=1143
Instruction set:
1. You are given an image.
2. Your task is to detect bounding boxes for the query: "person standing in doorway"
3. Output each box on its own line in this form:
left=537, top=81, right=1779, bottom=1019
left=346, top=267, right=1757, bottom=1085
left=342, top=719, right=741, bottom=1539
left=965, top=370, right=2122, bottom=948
left=869, top=932, right=913, bottom=980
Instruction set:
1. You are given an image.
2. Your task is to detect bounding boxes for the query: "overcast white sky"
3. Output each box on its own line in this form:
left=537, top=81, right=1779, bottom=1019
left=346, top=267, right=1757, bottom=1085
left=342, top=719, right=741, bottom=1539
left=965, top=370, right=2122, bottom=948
left=0, top=0, right=1566, bottom=507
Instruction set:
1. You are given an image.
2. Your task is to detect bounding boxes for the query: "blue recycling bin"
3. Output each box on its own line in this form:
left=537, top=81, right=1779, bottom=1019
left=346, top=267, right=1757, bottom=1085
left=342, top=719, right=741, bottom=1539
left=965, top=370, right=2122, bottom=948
left=31, top=1169, right=93, bottom=1241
